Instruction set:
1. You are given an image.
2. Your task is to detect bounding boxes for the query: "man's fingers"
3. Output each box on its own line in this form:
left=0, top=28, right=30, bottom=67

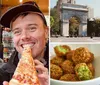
left=36, top=65, right=48, bottom=75
left=34, top=59, right=44, bottom=66
left=38, top=74, right=49, bottom=79
left=38, top=74, right=49, bottom=85
left=3, top=81, right=9, bottom=85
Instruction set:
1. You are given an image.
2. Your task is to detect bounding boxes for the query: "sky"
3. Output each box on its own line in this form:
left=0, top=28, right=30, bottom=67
left=50, top=0, right=100, bottom=18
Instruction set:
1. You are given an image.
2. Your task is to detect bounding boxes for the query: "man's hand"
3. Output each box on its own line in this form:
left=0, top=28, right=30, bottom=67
left=34, top=59, right=49, bottom=85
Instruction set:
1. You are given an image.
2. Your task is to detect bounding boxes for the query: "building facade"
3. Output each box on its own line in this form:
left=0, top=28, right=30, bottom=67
left=57, top=0, right=94, bottom=36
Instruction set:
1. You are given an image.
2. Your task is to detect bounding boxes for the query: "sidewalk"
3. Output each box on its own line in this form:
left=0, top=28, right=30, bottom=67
left=50, top=37, right=100, bottom=42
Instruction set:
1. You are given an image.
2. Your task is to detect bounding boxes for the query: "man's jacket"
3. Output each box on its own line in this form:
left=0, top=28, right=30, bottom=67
left=0, top=50, right=19, bottom=83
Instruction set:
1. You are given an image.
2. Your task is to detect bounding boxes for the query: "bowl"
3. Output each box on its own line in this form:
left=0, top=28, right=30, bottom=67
left=50, top=78, right=100, bottom=85
left=50, top=43, right=100, bottom=85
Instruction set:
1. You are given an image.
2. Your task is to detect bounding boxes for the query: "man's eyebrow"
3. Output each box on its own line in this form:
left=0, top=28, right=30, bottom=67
left=28, top=23, right=38, bottom=26
left=12, top=28, right=20, bottom=32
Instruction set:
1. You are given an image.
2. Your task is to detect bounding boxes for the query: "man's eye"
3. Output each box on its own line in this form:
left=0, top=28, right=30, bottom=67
left=13, top=31, right=21, bottom=35
left=29, top=27, right=36, bottom=31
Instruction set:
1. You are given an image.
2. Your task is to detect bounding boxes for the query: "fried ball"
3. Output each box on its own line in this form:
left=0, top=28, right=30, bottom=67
left=72, top=47, right=92, bottom=64
left=66, top=50, right=75, bottom=61
left=50, top=56, right=64, bottom=66
left=54, top=45, right=71, bottom=57
left=75, top=63, right=93, bottom=80
left=50, top=64, right=63, bottom=79
left=87, top=63, right=95, bottom=76
left=88, top=52, right=94, bottom=63
left=60, top=74, right=78, bottom=81
left=61, top=60, right=75, bottom=74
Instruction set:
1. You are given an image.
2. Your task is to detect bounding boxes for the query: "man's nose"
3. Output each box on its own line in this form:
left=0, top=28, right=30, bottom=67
left=21, top=31, right=31, bottom=41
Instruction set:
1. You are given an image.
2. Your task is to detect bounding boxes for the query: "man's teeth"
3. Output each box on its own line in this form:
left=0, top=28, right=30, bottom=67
left=23, top=44, right=34, bottom=48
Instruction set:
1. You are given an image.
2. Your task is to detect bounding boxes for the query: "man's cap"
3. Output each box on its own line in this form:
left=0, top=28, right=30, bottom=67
left=0, top=1, right=47, bottom=28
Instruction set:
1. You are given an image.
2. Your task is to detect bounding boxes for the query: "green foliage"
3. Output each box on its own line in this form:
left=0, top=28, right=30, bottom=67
left=69, top=17, right=80, bottom=35
left=50, top=16, right=54, bottom=28
left=88, top=18, right=100, bottom=36
left=50, top=8, right=59, bottom=22
left=95, top=19, right=100, bottom=24
left=50, top=8, right=60, bottom=35
left=94, top=19, right=100, bottom=36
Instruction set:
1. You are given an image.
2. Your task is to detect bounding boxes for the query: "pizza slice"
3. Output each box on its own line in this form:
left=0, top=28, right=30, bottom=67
left=9, top=45, right=40, bottom=85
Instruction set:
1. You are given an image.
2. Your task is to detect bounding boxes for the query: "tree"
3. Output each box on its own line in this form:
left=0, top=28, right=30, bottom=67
left=94, top=19, right=100, bottom=36
left=69, top=17, right=80, bottom=36
left=87, top=18, right=100, bottom=37
left=50, top=8, right=60, bottom=35
left=50, top=16, right=54, bottom=28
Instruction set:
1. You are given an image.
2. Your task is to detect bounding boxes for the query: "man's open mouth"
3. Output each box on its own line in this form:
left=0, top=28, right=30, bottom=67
left=21, top=42, right=36, bottom=48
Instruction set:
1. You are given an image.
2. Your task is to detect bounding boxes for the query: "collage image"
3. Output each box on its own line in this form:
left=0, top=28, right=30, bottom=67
left=0, top=0, right=100, bottom=85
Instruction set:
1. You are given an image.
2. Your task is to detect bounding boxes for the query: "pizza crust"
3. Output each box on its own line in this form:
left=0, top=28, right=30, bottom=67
left=9, top=79, right=21, bottom=85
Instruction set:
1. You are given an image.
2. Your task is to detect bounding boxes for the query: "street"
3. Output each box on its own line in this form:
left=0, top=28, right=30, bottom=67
left=50, top=37, right=100, bottom=42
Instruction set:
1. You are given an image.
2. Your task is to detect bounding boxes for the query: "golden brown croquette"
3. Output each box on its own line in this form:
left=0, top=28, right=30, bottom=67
left=50, top=64, right=63, bottom=79
left=87, top=63, right=95, bottom=76
left=66, top=50, right=75, bottom=61
left=72, top=47, right=92, bottom=64
left=54, top=45, right=71, bottom=57
left=60, top=60, right=75, bottom=74
left=75, top=63, right=93, bottom=80
left=60, top=74, right=78, bottom=81
left=50, top=56, right=64, bottom=66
